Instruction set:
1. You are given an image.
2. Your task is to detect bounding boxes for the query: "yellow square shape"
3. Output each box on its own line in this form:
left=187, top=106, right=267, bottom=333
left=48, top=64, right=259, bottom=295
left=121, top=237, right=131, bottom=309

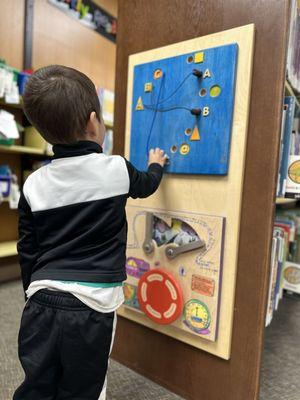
left=144, top=82, right=153, bottom=92
left=194, top=52, right=204, bottom=63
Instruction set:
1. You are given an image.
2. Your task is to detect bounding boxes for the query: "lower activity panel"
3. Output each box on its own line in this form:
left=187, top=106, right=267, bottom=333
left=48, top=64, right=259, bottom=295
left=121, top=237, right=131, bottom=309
left=123, top=205, right=226, bottom=343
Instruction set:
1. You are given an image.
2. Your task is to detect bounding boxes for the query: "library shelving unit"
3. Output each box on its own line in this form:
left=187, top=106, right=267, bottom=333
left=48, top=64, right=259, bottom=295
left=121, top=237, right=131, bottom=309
left=276, top=77, right=300, bottom=205
left=0, top=99, right=51, bottom=281
left=112, top=1, right=297, bottom=400
left=0, top=98, right=113, bottom=282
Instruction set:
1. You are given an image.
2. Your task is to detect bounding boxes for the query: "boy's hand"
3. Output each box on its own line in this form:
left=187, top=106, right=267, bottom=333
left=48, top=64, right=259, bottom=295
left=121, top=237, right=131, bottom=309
left=148, top=148, right=168, bottom=167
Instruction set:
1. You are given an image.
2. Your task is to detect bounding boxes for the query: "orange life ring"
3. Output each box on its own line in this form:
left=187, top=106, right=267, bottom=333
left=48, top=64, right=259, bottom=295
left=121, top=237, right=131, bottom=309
left=137, top=269, right=184, bottom=325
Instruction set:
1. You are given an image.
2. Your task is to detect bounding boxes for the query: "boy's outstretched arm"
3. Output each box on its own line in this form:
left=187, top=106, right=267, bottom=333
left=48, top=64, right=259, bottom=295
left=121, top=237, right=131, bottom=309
left=125, top=148, right=168, bottom=199
left=17, top=192, right=39, bottom=295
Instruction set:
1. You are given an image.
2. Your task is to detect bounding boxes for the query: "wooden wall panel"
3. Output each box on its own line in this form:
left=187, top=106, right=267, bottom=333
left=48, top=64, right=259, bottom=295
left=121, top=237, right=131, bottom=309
left=0, top=0, right=24, bottom=69
left=32, top=0, right=116, bottom=90
left=121, top=25, right=255, bottom=359
left=112, top=1, right=290, bottom=399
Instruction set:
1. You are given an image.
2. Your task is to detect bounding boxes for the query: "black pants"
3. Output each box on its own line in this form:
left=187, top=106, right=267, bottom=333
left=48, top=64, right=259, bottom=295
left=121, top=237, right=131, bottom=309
left=14, top=289, right=116, bottom=400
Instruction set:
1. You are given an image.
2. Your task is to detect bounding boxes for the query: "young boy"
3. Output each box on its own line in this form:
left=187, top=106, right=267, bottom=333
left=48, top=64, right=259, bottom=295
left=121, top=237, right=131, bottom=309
left=14, top=65, right=167, bottom=400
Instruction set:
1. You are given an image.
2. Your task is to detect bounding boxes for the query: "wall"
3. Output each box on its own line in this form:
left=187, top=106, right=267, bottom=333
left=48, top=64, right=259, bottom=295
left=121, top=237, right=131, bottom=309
left=0, top=0, right=24, bottom=69
left=112, top=1, right=291, bottom=399
left=32, top=0, right=117, bottom=89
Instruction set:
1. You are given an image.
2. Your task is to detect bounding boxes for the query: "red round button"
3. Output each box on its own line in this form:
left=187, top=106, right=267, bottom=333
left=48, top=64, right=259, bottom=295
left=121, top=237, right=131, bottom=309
left=137, top=269, right=184, bottom=325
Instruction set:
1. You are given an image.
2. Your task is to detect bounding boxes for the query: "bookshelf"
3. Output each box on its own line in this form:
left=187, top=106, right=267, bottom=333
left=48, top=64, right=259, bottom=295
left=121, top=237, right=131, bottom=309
left=272, top=1, right=300, bottom=308
left=0, top=96, right=51, bottom=281
left=0, top=92, right=114, bottom=284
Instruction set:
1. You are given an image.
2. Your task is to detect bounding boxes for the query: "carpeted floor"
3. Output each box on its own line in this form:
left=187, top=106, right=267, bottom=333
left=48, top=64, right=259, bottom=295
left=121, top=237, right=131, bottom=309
left=0, top=280, right=299, bottom=400
left=260, top=292, right=300, bottom=400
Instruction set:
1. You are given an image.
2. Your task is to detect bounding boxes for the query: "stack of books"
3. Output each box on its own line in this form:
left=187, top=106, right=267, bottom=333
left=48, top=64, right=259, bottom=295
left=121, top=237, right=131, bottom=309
left=277, top=96, right=299, bottom=198
left=286, top=0, right=300, bottom=93
left=266, top=209, right=300, bottom=326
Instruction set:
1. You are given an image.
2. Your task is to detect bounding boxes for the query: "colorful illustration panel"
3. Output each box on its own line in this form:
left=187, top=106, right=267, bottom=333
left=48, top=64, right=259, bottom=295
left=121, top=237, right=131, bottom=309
left=130, top=44, right=238, bottom=175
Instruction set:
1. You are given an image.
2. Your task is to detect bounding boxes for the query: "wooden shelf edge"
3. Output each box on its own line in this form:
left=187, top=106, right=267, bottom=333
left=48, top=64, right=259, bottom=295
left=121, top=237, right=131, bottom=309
left=276, top=197, right=297, bottom=205
left=0, top=98, right=23, bottom=110
left=0, top=144, right=47, bottom=155
left=0, top=240, right=18, bottom=257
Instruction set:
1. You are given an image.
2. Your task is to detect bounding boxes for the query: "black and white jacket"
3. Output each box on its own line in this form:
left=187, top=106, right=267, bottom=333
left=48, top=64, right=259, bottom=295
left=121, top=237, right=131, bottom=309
left=18, top=141, right=163, bottom=293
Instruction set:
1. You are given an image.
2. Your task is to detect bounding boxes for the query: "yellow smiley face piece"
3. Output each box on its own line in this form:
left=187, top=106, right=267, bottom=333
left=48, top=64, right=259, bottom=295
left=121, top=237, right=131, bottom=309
left=180, top=143, right=190, bottom=155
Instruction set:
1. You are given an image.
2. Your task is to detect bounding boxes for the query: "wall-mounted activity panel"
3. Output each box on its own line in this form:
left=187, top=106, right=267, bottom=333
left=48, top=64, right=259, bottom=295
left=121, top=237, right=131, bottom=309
left=130, top=44, right=238, bottom=175
left=124, top=206, right=225, bottom=342
left=121, top=24, right=255, bottom=359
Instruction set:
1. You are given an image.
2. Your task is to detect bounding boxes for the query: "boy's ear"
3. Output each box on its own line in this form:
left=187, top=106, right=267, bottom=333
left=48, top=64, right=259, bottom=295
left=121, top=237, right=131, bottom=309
left=86, top=111, right=106, bottom=145
left=89, top=111, right=97, bottom=124
left=86, top=111, right=98, bottom=134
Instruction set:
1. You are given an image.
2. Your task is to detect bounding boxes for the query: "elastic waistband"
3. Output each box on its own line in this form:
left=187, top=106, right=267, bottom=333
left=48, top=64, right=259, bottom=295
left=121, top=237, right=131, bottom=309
left=31, top=289, right=89, bottom=310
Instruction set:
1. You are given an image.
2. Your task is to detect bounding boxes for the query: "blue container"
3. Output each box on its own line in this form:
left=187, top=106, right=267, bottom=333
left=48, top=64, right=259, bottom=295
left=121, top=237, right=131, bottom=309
left=18, top=72, right=31, bottom=95
left=0, top=165, right=11, bottom=197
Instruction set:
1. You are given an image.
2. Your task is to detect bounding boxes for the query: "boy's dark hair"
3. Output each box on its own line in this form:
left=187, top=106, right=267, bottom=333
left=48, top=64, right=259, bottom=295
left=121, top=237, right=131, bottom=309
left=23, top=65, right=101, bottom=144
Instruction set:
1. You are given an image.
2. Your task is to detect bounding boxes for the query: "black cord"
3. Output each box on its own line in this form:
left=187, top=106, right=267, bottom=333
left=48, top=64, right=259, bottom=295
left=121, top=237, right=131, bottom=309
left=147, top=72, right=193, bottom=106
left=145, top=75, right=165, bottom=154
left=144, top=105, right=192, bottom=113
left=144, top=70, right=201, bottom=153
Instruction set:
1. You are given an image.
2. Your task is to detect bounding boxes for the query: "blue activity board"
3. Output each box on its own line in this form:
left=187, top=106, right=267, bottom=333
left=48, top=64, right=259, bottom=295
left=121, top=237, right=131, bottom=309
left=129, top=43, right=238, bottom=175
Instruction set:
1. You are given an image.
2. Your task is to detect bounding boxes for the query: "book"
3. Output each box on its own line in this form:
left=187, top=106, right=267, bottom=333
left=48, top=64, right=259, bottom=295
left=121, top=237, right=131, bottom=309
left=277, top=105, right=287, bottom=196
left=278, top=97, right=296, bottom=197
left=283, top=261, right=300, bottom=294
left=286, top=155, right=300, bottom=197
left=273, top=227, right=285, bottom=309
left=285, top=119, right=300, bottom=197
left=266, top=237, right=279, bottom=326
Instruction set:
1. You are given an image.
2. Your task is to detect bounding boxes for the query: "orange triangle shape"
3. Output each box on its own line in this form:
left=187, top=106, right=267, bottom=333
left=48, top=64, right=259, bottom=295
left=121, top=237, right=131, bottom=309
left=135, top=96, right=144, bottom=110
left=190, top=124, right=200, bottom=141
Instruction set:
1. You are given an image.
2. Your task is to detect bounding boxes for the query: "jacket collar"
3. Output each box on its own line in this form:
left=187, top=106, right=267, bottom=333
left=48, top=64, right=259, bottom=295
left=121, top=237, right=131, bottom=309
left=52, top=140, right=103, bottom=159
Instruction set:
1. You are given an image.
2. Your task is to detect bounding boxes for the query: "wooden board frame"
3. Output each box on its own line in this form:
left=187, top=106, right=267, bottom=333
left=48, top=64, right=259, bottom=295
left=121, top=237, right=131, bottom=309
left=119, top=24, right=255, bottom=359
